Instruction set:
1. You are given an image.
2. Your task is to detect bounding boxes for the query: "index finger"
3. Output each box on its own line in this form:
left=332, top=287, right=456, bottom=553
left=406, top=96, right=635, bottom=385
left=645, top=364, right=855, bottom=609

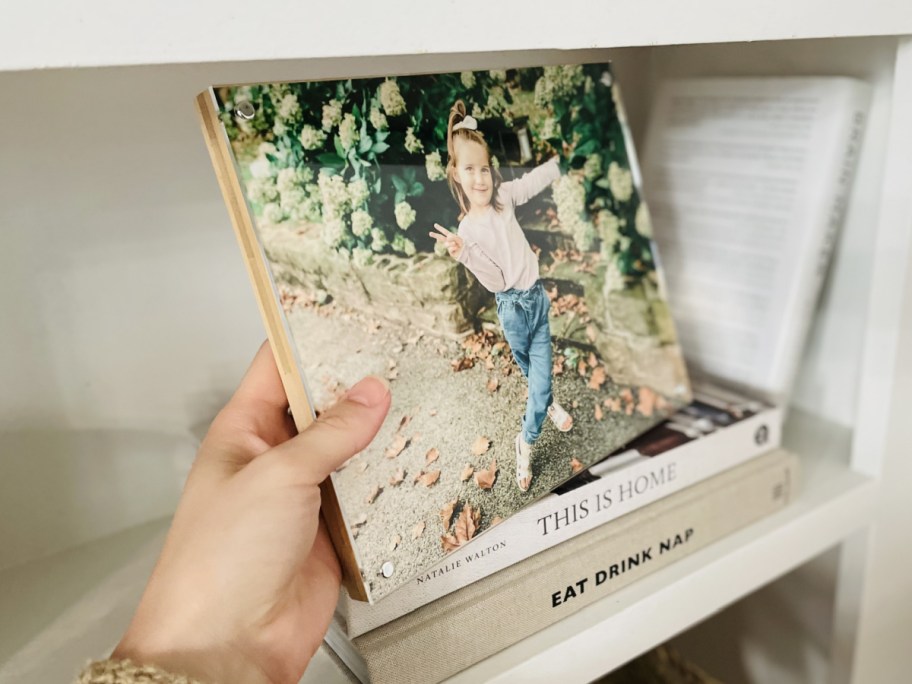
left=433, top=223, right=455, bottom=238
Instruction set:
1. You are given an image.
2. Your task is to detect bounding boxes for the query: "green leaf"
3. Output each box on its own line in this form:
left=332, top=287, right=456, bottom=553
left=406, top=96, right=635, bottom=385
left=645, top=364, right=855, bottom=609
left=391, top=175, right=407, bottom=193
left=373, top=176, right=382, bottom=193
left=334, top=135, right=345, bottom=158
left=318, top=152, right=345, bottom=167
left=375, top=129, right=389, bottom=143
left=372, top=141, right=390, bottom=155
left=595, top=177, right=611, bottom=189
left=359, top=135, right=373, bottom=154
left=352, top=103, right=362, bottom=120
left=410, top=182, right=425, bottom=197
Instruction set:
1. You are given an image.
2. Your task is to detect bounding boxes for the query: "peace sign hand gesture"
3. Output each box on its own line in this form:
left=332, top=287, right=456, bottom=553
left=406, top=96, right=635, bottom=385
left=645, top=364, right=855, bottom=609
left=429, top=223, right=464, bottom=260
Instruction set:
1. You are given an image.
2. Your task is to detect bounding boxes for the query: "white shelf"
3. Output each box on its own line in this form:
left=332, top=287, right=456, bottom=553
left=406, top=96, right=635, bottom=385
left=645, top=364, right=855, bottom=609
left=446, top=412, right=875, bottom=683
left=2, top=1, right=911, bottom=72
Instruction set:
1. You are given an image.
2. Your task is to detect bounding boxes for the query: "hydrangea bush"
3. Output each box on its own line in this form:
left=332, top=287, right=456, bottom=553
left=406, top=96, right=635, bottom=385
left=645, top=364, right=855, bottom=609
left=216, top=64, right=654, bottom=289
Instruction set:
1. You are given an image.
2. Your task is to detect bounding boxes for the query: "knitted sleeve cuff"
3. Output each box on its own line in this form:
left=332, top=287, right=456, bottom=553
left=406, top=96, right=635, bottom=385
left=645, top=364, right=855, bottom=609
left=76, top=658, right=206, bottom=684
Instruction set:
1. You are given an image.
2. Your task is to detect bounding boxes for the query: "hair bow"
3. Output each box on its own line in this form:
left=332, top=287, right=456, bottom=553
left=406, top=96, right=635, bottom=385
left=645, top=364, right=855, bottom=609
left=452, top=115, right=478, bottom=132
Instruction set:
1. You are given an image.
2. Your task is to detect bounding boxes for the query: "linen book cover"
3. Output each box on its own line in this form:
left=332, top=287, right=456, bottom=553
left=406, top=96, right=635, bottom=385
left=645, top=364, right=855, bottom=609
left=196, top=62, right=691, bottom=602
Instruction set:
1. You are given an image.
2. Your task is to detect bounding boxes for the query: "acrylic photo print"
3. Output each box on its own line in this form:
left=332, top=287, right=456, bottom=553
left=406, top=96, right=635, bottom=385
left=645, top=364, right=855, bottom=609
left=199, top=62, right=691, bottom=602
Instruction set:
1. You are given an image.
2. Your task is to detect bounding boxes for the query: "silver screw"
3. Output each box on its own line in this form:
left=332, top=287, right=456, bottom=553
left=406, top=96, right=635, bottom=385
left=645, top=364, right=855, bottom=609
left=236, top=101, right=256, bottom=120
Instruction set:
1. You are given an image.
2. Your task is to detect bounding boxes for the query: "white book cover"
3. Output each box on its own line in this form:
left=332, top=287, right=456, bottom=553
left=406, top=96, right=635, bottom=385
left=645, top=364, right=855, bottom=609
left=641, top=76, right=871, bottom=404
left=339, top=384, right=781, bottom=637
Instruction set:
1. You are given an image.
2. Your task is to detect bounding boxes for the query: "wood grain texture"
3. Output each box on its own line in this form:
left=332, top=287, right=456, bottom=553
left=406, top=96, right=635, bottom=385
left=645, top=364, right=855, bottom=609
left=194, top=90, right=369, bottom=602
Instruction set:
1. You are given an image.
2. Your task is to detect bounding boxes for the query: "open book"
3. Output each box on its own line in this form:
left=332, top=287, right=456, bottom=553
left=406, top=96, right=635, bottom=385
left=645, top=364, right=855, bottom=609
left=641, top=77, right=870, bottom=404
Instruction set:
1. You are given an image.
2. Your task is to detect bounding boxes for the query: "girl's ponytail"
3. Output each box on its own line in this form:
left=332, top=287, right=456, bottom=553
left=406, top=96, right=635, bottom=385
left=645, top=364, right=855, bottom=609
left=446, top=100, right=468, bottom=160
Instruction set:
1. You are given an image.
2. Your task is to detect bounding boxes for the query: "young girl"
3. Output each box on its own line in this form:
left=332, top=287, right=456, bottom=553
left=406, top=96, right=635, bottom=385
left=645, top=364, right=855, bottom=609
left=430, top=100, right=573, bottom=492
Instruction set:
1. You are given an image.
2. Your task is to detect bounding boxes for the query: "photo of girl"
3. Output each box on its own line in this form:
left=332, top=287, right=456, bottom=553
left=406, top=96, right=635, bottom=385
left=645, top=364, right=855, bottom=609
left=430, top=101, right=573, bottom=491
left=211, top=63, right=691, bottom=601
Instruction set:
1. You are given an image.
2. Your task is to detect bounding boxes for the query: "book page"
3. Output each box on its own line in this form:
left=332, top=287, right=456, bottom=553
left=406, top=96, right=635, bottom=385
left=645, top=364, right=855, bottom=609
left=642, top=78, right=868, bottom=399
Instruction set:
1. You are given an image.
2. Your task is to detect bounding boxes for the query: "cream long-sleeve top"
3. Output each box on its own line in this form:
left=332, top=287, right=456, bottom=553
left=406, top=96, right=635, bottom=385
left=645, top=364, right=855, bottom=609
left=456, top=155, right=560, bottom=293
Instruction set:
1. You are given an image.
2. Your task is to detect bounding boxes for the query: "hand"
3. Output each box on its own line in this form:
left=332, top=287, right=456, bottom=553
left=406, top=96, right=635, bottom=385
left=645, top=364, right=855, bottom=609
left=429, top=223, right=464, bottom=260
left=112, top=342, right=391, bottom=684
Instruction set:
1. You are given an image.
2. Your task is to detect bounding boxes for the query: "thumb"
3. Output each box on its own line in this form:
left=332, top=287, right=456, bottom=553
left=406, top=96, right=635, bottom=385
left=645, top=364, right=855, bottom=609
left=265, top=376, right=391, bottom=485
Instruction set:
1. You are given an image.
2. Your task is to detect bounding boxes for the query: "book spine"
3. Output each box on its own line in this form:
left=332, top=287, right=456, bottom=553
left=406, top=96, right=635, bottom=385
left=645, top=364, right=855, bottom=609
left=351, top=450, right=797, bottom=684
left=340, top=405, right=782, bottom=637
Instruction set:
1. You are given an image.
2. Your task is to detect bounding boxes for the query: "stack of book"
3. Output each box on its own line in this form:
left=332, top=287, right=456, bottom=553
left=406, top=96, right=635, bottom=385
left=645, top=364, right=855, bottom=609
left=197, top=62, right=869, bottom=683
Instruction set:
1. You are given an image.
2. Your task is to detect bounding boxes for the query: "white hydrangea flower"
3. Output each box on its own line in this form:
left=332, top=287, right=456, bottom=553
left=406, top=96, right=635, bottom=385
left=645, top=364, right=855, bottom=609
left=249, top=158, right=273, bottom=180
left=347, top=177, right=370, bottom=208
left=369, top=106, right=388, bottom=131
left=394, top=201, right=416, bottom=230
left=379, top=79, right=406, bottom=116
left=352, top=246, right=374, bottom=267
left=276, top=167, right=308, bottom=194
left=351, top=209, right=373, bottom=237
left=321, top=217, right=346, bottom=246
left=597, top=209, right=620, bottom=245
left=273, top=120, right=287, bottom=136
left=370, top=227, right=389, bottom=252
left=277, top=93, right=302, bottom=122
left=534, top=65, right=585, bottom=107
left=425, top=151, right=447, bottom=182
left=553, top=175, right=595, bottom=250
left=404, top=126, right=424, bottom=154
left=257, top=142, right=278, bottom=156
left=392, top=234, right=417, bottom=256
left=604, top=260, right=626, bottom=292
left=279, top=186, right=307, bottom=214
left=247, top=177, right=278, bottom=204
left=539, top=117, right=561, bottom=140
left=607, top=161, right=634, bottom=202
left=583, top=153, right=603, bottom=181
left=298, top=183, right=322, bottom=221
left=339, top=113, right=360, bottom=151
left=460, top=71, right=476, bottom=89
left=489, top=69, right=507, bottom=82
left=299, top=125, right=326, bottom=150
left=635, top=202, right=653, bottom=238
left=317, top=173, right=351, bottom=220
left=322, top=99, right=343, bottom=131
left=263, top=202, right=285, bottom=224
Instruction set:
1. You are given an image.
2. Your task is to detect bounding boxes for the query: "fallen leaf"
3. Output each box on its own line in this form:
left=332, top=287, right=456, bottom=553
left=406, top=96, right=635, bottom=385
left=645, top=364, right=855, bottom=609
left=474, top=457, right=498, bottom=490
left=412, top=521, right=426, bottom=539
left=454, top=504, right=481, bottom=543
left=366, top=484, right=382, bottom=504
left=570, top=458, right=584, bottom=473
left=636, top=387, right=657, bottom=417
left=412, top=470, right=424, bottom=484
left=440, top=500, right=457, bottom=530
left=604, top=397, right=622, bottom=412
left=620, top=388, right=634, bottom=406
left=389, top=468, right=405, bottom=486
left=594, top=403, right=604, bottom=421
left=485, top=357, right=496, bottom=371
left=577, top=359, right=588, bottom=376
left=425, top=447, right=440, bottom=465
left=471, top=436, right=491, bottom=457
left=490, top=516, right=504, bottom=526
left=501, top=365, right=513, bottom=377
left=486, top=377, right=499, bottom=393
left=389, top=534, right=401, bottom=552
left=451, top=357, right=475, bottom=372
left=589, top=366, right=607, bottom=390
left=398, top=414, right=412, bottom=431
left=441, top=534, right=461, bottom=552
left=588, top=352, right=598, bottom=367
left=418, top=470, right=441, bottom=487
left=385, top=434, right=409, bottom=459
left=460, top=464, right=475, bottom=481
left=552, top=359, right=565, bottom=376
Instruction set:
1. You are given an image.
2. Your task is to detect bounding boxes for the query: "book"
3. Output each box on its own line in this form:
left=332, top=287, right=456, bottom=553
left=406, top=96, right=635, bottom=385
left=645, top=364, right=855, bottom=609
left=640, top=77, right=871, bottom=404
left=326, top=448, right=799, bottom=684
left=196, top=63, right=691, bottom=602
left=337, top=383, right=781, bottom=637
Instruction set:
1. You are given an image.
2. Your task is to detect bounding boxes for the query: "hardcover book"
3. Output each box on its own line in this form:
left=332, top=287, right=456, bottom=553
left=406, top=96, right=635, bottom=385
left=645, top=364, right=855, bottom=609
left=196, top=62, right=691, bottom=602
left=337, top=383, right=781, bottom=637
left=326, top=448, right=799, bottom=684
left=641, top=76, right=870, bottom=404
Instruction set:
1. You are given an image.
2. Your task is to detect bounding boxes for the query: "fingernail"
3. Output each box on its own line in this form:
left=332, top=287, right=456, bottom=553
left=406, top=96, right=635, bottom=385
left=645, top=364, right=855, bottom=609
left=345, top=375, right=390, bottom=407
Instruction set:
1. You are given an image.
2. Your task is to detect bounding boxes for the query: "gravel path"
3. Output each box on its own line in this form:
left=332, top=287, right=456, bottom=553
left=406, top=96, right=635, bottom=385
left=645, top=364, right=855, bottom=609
left=287, top=301, right=666, bottom=601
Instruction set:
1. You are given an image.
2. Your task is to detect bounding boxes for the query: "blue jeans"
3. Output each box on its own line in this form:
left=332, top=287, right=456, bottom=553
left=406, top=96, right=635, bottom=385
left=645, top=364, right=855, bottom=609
left=495, top=281, right=553, bottom=445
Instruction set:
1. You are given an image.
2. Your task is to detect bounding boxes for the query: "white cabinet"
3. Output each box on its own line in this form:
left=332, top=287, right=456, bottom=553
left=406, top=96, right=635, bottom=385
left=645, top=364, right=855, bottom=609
left=1, top=7, right=910, bottom=683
